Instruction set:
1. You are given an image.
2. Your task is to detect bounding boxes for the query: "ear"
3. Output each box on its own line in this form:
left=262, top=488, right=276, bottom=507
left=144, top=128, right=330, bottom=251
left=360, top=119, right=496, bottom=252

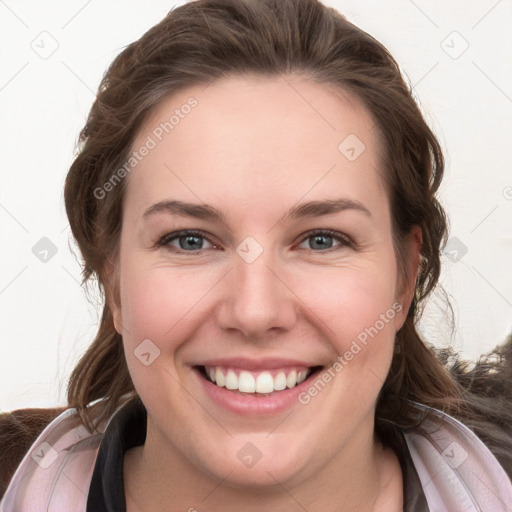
left=104, top=255, right=123, bottom=335
left=394, top=226, right=422, bottom=332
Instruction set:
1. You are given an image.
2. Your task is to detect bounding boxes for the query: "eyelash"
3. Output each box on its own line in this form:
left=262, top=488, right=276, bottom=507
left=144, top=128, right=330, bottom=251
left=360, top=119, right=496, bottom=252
left=154, top=229, right=356, bottom=254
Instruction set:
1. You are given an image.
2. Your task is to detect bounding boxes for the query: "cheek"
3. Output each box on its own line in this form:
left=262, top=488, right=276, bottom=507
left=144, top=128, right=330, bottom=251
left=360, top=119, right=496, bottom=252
left=116, top=259, right=226, bottom=397
left=290, top=260, right=400, bottom=439
left=289, top=254, right=399, bottom=382
left=117, top=265, right=204, bottom=408
left=294, top=258, right=398, bottom=336
left=118, top=261, right=213, bottom=340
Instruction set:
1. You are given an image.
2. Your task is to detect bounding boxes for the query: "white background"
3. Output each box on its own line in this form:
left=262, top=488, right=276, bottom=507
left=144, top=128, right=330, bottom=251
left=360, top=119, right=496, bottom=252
left=0, top=0, right=511, bottom=412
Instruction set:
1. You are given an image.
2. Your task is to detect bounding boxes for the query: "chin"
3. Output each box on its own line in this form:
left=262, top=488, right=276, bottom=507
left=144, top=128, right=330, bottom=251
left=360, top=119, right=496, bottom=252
left=198, top=435, right=312, bottom=490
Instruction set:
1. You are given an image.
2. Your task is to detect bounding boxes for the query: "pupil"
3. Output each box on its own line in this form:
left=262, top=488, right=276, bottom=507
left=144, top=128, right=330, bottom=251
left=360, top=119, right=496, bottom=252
left=311, top=234, right=332, bottom=250
left=180, top=235, right=202, bottom=250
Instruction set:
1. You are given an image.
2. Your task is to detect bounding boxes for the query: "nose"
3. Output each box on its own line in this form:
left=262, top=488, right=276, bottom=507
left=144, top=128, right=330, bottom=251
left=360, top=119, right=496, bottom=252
left=216, top=250, right=297, bottom=340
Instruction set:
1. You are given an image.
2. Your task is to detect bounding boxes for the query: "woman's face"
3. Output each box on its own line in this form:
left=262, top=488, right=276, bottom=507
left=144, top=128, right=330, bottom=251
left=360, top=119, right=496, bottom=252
left=111, top=75, right=418, bottom=489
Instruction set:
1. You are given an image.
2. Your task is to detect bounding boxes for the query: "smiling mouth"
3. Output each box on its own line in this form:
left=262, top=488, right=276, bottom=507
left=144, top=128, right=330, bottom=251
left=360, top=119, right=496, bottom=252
left=195, top=365, right=323, bottom=395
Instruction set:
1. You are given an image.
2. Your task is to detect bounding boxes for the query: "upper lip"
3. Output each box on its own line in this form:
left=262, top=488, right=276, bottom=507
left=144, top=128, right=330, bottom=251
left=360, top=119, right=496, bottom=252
left=192, top=357, right=324, bottom=371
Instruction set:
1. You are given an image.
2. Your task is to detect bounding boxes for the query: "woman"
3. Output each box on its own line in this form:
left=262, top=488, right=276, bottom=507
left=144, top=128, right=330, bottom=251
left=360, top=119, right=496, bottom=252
left=1, top=0, right=511, bottom=510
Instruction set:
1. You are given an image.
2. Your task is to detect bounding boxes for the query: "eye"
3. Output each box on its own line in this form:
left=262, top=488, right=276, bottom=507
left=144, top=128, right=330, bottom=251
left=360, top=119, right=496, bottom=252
left=296, top=229, right=353, bottom=251
left=155, top=230, right=217, bottom=252
left=154, top=228, right=355, bottom=254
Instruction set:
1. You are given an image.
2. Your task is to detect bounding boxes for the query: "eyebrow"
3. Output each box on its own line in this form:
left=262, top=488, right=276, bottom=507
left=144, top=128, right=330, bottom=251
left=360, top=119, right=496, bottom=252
left=142, top=198, right=372, bottom=223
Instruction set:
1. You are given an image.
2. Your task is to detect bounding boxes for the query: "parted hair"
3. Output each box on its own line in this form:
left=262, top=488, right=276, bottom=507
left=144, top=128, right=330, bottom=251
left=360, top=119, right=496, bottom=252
left=63, top=0, right=512, bottom=475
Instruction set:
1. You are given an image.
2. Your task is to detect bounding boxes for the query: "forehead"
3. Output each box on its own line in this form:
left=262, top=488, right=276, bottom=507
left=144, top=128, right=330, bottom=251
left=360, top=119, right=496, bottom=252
left=124, top=75, right=387, bottom=223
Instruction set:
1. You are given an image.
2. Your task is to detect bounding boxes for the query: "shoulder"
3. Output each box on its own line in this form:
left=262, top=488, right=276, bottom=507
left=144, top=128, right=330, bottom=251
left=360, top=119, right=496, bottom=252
left=404, top=403, right=512, bottom=511
left=0, top=407, right=66, bottom=498
left=0, top=406, right=107, bottom=512
left=436, top=335, right=512, bottom=476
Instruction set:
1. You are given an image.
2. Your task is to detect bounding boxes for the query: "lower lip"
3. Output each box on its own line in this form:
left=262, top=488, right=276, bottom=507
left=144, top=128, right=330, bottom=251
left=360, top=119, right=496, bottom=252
left=193, top=367, right=320, bottom=416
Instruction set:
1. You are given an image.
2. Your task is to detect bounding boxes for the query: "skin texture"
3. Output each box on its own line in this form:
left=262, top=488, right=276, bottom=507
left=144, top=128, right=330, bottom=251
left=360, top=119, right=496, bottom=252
left=109, top=75, right=421, bottom=511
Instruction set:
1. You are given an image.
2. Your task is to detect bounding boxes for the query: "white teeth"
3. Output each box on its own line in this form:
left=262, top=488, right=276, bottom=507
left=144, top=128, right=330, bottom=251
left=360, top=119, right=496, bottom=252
left=238, top=371, right=255, bottom=393
left=274, top=371, right=287, bottom=391
left=255, top=372, right=274, bottom=393
left=225, top=369, right=238, bottom=390
left=286, top=370, right=297, bottom=388
left=297, top=370, right=308, bottom=384
left=215, top=367, right=225, bottom=387
left=204, top=366, right=313, bottom=394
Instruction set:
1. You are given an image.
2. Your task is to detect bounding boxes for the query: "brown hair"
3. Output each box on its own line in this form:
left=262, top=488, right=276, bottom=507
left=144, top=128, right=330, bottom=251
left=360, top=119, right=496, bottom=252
left=64, top=0, right=511, bottom=472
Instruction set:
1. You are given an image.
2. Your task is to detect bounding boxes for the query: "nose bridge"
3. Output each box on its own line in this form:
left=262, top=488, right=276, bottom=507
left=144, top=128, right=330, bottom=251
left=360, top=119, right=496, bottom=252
left=218, top=244, right=296, bottom=338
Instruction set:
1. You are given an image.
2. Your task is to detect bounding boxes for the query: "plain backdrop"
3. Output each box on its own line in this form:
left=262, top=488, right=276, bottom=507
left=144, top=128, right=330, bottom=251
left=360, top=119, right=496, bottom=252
left=0, top=0, right=511, bottom=412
